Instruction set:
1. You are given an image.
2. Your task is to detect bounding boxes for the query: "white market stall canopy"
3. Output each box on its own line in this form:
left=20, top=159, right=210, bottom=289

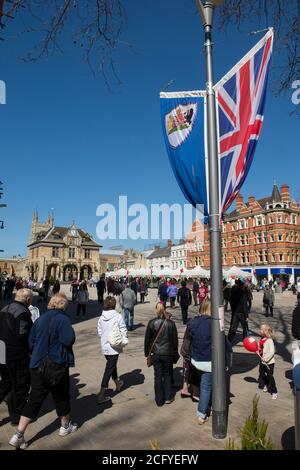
left=224, top=265, right=252, bottom=279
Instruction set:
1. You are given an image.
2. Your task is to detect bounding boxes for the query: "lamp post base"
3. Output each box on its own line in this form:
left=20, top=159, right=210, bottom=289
left=212, top=411, right=227, bottom=439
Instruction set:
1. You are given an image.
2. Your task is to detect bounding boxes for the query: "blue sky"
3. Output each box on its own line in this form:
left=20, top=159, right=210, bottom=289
left=0, top=0, right=299, bottom=257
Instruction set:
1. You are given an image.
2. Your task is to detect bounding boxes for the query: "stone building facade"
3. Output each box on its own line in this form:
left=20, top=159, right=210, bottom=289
left=188, top=184, right=300, bottom=284
left=28, top=211, right=101, bottom=281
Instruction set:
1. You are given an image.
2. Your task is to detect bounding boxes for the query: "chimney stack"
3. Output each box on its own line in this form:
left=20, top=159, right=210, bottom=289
left=248, top=196, right=255, bottom=207
left=236, top=193, right=244, bottom=211
left=280, top=184, right=290, bottom=203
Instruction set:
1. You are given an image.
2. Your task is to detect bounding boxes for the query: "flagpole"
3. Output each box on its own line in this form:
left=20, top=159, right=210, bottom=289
left=195, top=0, right=227, bottom=439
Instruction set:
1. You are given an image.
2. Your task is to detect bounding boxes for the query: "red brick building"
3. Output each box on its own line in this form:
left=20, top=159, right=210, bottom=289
left=188, top=184, right=300, bottom=285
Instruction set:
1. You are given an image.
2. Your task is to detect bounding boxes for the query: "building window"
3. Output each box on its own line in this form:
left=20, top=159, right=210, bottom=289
left=279, top=253, right=284, bottom=262
left=256, top=232, right=262, bottom=243
left=258, top=251, right=263, bottom=263
left=52, top=247, right=59, bottom=257
left=84, top=249, right=91, bottom=259
left=222, top=224, right=226, bottom=233
left=239, top=219, right=248, bottom=229
left=269, top=233, right=275, bottom=242
left=269, top=216, right=274, bottom=224
left=262, top=232, right=267, bottom=243
left=277, top=214, right=282, bottom=223
left=294, top=215, right=297, bottom=224
left=271, top=253, right=276, bottom=262
left=278, top=233, right=283, bottom=241
left=69, top=247, right=75, bottom=258
left=240, top=235, right=245, bottom=246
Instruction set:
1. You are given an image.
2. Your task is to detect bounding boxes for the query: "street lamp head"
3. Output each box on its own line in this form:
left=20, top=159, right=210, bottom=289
left=196, top=0, right=224, bottom=27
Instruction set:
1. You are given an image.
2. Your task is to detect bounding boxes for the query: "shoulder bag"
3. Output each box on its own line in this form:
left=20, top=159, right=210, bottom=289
left=146, top=319, right=166, bottom=368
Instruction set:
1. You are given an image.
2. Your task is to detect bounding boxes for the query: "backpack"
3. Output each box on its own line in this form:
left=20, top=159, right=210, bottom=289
left=108, top=321, right=128, bottom=349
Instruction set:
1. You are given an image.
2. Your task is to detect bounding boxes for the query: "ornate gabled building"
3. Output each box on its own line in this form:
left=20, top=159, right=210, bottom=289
left=28, top=211, right=102, bottom=281
left=188, top=184, right=300, bottom=284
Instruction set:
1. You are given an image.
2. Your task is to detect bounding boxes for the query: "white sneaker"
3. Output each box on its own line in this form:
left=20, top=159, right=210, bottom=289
left=9, top=433, right=28, bottom=449
left=59, top=421, right=78, bottom=437
left=271, top=393, right=278, bottom=400
left=263, top=386, right=268, bottom=392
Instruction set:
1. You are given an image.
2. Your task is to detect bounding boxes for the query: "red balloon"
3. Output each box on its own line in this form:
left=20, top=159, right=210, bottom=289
left=243, top=336, right=259, bottom=353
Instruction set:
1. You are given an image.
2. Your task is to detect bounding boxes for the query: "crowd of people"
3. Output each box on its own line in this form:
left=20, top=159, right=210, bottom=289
left=0, top=274, right=299, bottom=449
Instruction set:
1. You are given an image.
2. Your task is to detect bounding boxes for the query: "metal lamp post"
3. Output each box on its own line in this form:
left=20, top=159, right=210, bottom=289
left=195, top=0, right=227, bottom=439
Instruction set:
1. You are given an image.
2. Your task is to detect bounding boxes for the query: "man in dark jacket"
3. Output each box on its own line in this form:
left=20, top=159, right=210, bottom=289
left=158, top=280, right=168, bottom=307
left=96, top=276, right=106, bottom=303
left=292, top=300, right=300, bottom=340
left=177, top=281, right=192, bottom=325
left=0, top=288, right=33, bottom=425
left=192, top=280, right=200, bottom=306
left=228, top=280, right=249, bottom=343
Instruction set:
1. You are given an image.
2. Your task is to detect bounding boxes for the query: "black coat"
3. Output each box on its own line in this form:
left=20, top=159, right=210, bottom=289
left=144, top=317, right=178, bottom=358
left=0, top=301, right=33, bottom=361
left=292, top=305, right=300, bottom=340
left=230, top=285, right=248, bottom=315
left=177, top=287, right=192, bottom=306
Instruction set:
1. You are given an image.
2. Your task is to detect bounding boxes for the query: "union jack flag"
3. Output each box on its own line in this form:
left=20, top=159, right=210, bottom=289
left=214, top=28, right=274, bottom=214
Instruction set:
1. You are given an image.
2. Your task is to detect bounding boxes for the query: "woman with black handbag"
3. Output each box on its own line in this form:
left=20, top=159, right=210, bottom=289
left=9, top=293, right=77, bottom=450
left=144, top=302, right=178, bottom=407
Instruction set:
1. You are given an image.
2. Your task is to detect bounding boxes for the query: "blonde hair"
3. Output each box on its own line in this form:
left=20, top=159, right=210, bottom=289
left=15, top=288, right=33, bottom=304
left=260, top=324, right=275, bottom=339
left=155, top=302, right=169, bottom=319
left=199, top=297, right=211, bottom=316
left=48, top=293, right=68, bottom=311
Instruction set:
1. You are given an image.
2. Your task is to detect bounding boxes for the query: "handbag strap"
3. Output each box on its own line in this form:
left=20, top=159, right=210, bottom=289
left=148, top=319, right=166, bottom=356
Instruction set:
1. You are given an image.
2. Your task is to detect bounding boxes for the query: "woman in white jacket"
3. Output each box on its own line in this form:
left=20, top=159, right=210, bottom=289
left=97, top=296, right=128, bottom=404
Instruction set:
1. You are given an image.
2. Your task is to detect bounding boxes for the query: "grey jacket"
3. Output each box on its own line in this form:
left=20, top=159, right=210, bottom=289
left=120, top=288, right=136, bottom=310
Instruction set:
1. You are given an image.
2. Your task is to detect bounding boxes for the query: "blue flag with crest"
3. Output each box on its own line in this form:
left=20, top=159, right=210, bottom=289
left=160, top=91, right=208, bottom=217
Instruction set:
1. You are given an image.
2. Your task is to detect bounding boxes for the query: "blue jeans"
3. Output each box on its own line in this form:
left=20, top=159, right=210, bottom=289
left=197, top=371, right=212, bottom=419
left=124, top=308, right=134, bottom=330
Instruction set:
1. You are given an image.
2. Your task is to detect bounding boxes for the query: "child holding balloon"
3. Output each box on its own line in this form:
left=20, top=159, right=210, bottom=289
left=258, top=324, right=278, bottom=399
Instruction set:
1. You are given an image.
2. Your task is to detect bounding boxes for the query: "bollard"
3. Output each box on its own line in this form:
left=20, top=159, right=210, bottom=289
left=292, top=341, right=300, bottom=450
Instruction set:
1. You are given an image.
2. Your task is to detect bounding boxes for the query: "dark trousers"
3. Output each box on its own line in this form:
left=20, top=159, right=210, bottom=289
left=140, top=293, right=145, bottom=303
left=101, top=355, right=119, bottom=388
left=181, top=305, right=189, bottom=325
left=97, top=290, right=104, bottom=303
left=258, top=363, right=277, bottom=394
left=152, top=354, right=173, bottom=406
left=193, top=292, right=198, bottom=306
left=22, top=368, right=70, bottom=420
left=265, top=304, right=273, bottom=317
left=228, top=312, right=248, bottom=343
left=170, top=297, right=176, bottom=308
left=76, top=304, right=86, bottom=316
left=247, top=299, right=252, bottom=313
left=72, top=290, right=78, bottom=302
left=0, top=358, right=30, bottom=424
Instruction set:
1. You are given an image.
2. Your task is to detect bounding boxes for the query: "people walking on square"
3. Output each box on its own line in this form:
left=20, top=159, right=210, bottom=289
left=139, top=280, right=147, bottom=304
left=223, top=280, right=231, bottom=312
left=120, top=284, right=136, bottom=331
left=258, top=324, right=278, bottom=400
left=292, top=298, right=300, bottom=340
left=177, top=281, right=192, bottom=325
left=71, top=279, right=79, bottom=303
left=96, top=276, right=106, bottom=303
left=0, top=289, right=33, bottom=426
left=263, top=284, right=274, bottom=317
left=167, top=280, right=178, bottom=309
left=197, top=281, right=208, bottom=309
left=8, top=293, right=77, bottom=449
left=107, top=277, right=115, bottom=295
left=113, top=282, right=123, bottom=314
left=42, top=277, right=50, bottom=300
left=158, top=280, right=168, bottom=308
left=228, top=280, right=249, bottom=343
left=130, top=278, right=138, bottom=297
left=144, top=302, right=179, bottom=407
left=245, top=283, right=253, bottom=313
left=75, top=283, right=89, bottom=318
left=97, top=296, right=127, bottom=404
left=52, top=279, right=60, bottom=295
left=192, top=280, right=199, bottom=306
